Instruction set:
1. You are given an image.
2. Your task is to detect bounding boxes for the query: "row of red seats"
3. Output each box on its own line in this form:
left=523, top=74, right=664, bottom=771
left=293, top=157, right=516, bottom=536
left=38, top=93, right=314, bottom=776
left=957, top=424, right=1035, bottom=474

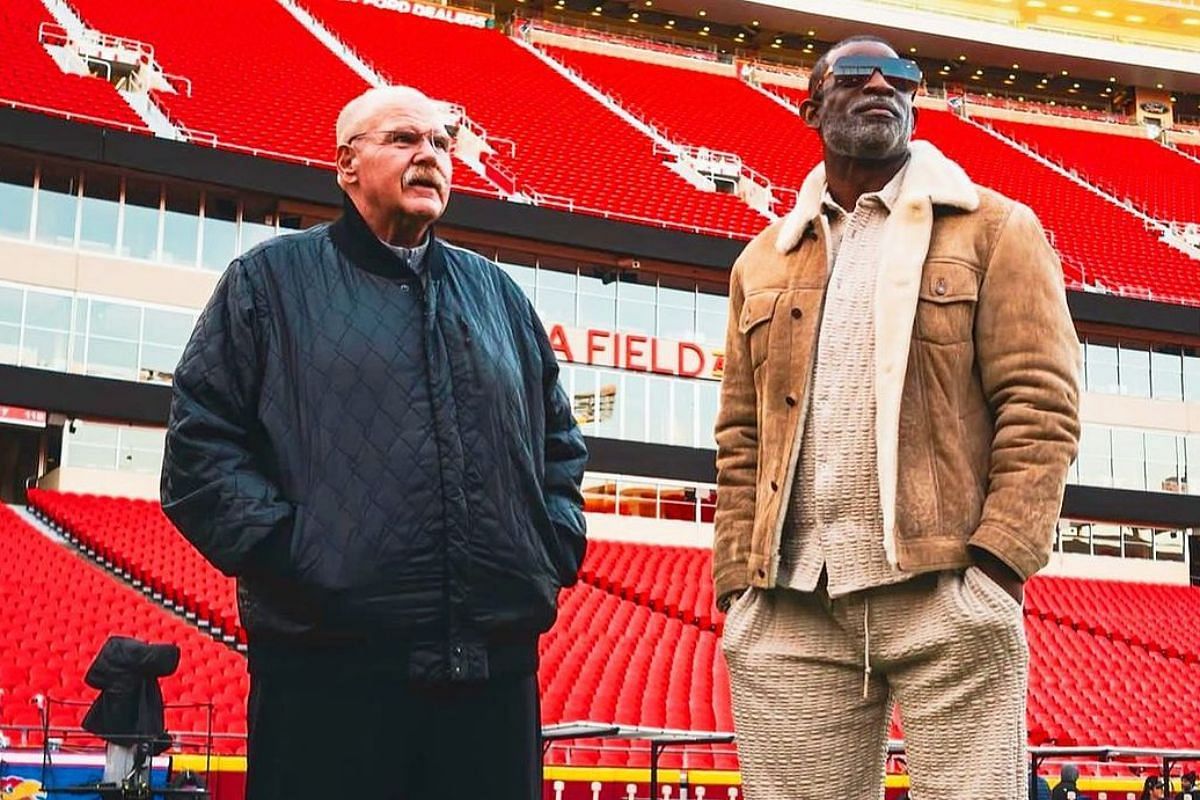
left=1027, top=575, right=1200, bottom=662
left=579, top=539, right=720, bottom=629
left=986, top=117, right=1200, bottom=225
left=293, top=0, right=767, bottom=238
left=21, top=490, right=1200, bottom=768
left=29, top=489, right=242, bottom=642
left=0, top=503, right=248, bottom=754
left=918, top=109, right=1199, bottom=304
left=8, top=0, right=1200, bottom=304
left=541, top=45, right=821, bottom=192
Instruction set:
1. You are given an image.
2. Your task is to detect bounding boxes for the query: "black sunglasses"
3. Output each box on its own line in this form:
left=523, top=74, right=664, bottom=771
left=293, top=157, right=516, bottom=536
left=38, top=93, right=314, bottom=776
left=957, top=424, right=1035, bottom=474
left=826, top=55, right=923, bottom=95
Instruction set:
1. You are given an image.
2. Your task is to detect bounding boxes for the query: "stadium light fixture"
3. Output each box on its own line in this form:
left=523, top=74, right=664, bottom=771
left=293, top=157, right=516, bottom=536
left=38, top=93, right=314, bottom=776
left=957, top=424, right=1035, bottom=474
left=807, top=29, right=815, bottom=35
left=1012, top=63, right=1019, bottom=69
left=1184, top=17, right=1200, bottom=25
left=630, top=12, right=638, bottom=18
left=1072, top=82, right=1080, bottom=88
left=1061, top=69, right=1069, bottom=75
left=751, top=19, right=759, bottom=25
left=958, top=54, right=967, bottom=60
left=1125, top=14, right=1144, bottom=22
left=909, top=47, right=917, bottom=53
left=1093, top=9, right=1113, bottom=17
left=1155, top=83, right=1164, bottom=88
left=1109, top=76, right=1116, bottom=81
left=1008, top=73, right=1016, bottom=79
left=1026, top=0, right=1046, bottom=7
left=666, top=18, right=674, bottom=24
left=1171, top=96, right=1178, bottom=102
left=698, top=9, right=705, bottom=15
left=1059, top=5, right=1079, bottom=13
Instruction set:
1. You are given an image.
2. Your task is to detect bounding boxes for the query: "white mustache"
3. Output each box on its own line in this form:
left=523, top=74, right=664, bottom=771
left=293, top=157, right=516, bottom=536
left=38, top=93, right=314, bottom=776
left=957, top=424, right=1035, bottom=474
left=404, top=171, right=447, bottom=191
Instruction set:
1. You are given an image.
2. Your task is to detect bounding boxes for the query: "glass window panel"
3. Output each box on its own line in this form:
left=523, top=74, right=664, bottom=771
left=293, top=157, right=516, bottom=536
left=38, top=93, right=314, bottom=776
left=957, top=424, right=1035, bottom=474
left=1184, top=347, right=1200, bottom=404
left=1186, top=436, right=1200, bottom=496
left=616, top=281, right=655, bottom=335
left=21, top=328, right=68, bottom=371
left=240, top=195, right=277, bottom=255
left=140, top=343, right=183, bottom=380
left=0, top=154, right=36, bottom=238
left=71, top=299, right=88, bottom=373
left=142, top=308, right=194, bottom=347
left=571, top=367, right=598, bottom=434
left=1084, top=339, right=1119, bottom=394
left=657, top=284, right=695, bottom=341
left=537, top=268, right=576, bottom=326
left=622, top=373, right=647, bottom=442
left=646, top=377, right=673, bottom=444
left=1059, top=521, right=1090, bottom=554
left=89, top=301, right=140, bottom=340
left=1150, top=346, right=1183, bottom=401
left=497, top=260, right=535, bottom=299
left=1091, top=523, right=1121, bottom=557
left=1122, top=526, right=1152, bottom=560
left=1154, top=529, right=1185, bottom=562
left=671, top=381, right=696, bottom=447
left=1118, top=342, right=1151, bottom=398
left=0, top=324, right=20, bottom=365
left=25, top=292, right=72, bottom=332
left=120, top=177, right=160, bottom=261
left=78, top=171, right=120, bottom=253
left=1110, top=429, right=1146, bottom=490
left=697, top=381, right=719, bottom=450
left=577, top=272, right=616, bottom=329
left=593, top=370, right=619, bottom=439
left=0, top=287, right=22, bottom=326
left=161, top=183, right=200, bottom=267
left=201, top=192, right=239, bottom=271
left=34, top=163, right=80, bottom=247
left=86, top=338, right=139, bottom=380
left=1145, top=433, right=1182, bottom=493
left=696, top=291, right=728, bottom=346
left=1077, top=425, right=1113, bottom=488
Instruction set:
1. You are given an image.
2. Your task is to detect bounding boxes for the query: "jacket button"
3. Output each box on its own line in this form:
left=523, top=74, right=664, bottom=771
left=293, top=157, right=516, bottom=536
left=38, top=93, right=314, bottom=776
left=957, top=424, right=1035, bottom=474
left=400, top=284, right=412, bottom=294
left=791, top=307, right=802, bottom=319
left=770, top=481, right=778, bottom=491
left=785, top=395, right=797, bottom=406
left=934, top=278, right=947, bottom=296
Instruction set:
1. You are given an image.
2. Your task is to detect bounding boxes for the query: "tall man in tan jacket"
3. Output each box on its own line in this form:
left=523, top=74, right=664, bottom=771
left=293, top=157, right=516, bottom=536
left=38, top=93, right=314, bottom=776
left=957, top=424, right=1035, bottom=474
left=714, top=35, right=1080, bottom=798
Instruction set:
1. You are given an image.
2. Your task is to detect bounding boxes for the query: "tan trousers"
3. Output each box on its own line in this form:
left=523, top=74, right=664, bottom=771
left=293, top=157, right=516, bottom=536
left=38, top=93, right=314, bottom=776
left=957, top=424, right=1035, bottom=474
left=722, top=567, right=1028, bottom=800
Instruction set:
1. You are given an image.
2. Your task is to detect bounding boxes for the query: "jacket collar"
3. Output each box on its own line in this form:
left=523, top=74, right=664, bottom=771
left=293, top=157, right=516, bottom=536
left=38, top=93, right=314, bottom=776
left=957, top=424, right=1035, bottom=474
left=775, top=140, right=979, bottom=255
left=329, top=194, right=446, bottom=282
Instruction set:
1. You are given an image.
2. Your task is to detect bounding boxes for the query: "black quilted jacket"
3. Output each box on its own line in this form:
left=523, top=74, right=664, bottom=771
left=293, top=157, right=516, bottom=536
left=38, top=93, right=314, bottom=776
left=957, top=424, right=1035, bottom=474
left=161, top=199, right=587, bottom=681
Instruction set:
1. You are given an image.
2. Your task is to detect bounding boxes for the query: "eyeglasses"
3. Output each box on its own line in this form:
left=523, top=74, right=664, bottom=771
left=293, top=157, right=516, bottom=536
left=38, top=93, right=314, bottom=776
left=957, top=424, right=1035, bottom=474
left=345, top=126, right=457, bottom=154
left=823, top=55, right=923, bottom=95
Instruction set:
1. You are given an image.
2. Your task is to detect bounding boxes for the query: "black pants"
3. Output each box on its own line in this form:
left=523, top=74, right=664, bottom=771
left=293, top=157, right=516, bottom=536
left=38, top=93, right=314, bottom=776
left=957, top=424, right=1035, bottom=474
left=245, top=665, right=542, bottom=799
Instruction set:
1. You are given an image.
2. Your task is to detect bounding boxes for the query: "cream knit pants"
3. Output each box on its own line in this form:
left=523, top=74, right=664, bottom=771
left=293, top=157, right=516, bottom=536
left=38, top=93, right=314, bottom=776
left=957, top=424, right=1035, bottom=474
left=722, top=568, right=1028, bottom=800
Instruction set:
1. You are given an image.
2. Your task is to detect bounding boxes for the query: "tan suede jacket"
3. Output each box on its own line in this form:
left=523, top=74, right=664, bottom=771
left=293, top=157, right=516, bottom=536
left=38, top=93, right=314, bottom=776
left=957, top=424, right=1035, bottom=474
left=713, top=141, right=1081, bottom=608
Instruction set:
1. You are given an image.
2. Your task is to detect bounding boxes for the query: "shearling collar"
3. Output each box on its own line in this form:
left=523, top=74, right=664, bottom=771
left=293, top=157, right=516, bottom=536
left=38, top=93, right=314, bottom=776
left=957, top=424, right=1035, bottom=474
left=775, top=140, right=979, bottom=255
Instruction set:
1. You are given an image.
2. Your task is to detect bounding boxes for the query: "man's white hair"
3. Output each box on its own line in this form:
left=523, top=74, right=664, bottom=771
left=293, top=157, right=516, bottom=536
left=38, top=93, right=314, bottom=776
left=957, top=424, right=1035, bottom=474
left=335, top=85, right=451, bottom=145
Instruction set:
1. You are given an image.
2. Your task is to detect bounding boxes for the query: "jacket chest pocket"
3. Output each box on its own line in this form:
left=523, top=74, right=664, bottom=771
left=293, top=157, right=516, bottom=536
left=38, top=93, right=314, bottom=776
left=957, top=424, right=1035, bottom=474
left=739, top=290, right=781, bottom=369
left=915, top=261, right=979, bottom=345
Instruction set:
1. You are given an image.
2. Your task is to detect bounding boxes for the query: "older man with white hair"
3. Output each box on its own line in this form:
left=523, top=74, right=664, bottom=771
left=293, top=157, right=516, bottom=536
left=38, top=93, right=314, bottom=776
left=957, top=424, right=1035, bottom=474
left=161, top=85, right=588, bottom=799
